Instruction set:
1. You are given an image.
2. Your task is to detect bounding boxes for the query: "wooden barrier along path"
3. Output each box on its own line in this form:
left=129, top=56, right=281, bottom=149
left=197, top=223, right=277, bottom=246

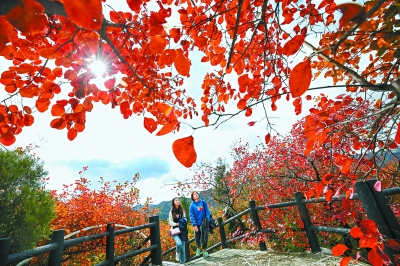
left=1, top=179, right=399, bottom=265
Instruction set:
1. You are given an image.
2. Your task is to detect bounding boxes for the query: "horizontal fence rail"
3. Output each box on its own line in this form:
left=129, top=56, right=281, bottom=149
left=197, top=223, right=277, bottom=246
left=0, top=216, right=162, bottom=266
left=162, top=180, right=399, bottom=264
left=2, top=180, right=399, bottom=265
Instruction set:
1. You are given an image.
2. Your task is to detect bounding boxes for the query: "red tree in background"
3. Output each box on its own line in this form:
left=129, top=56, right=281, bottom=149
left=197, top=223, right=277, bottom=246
left=0, top=0, right=398, bottom=168
left=49, top=171, right=151, bottom=265
left=186, top=94, right=399, bottom=264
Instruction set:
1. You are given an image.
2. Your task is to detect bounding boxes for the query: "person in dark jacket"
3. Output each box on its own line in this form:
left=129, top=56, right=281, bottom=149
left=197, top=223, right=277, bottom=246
left=169, top=197, right=187, bottom=264
left=189, top=191, right=211, bottom=258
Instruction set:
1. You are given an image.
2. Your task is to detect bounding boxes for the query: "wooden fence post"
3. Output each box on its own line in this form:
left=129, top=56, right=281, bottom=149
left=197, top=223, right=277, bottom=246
left=0, top=238, right=11, bottom=266
left=217, top=217, right=227, bottom=249
left=149, top=216, right=162, bottom=266
left=48, top=229, right=65, bottom=266
left=185, top=240, right=190, bottom=262
left=294, top=192, right=321, bottom=253
left=355, top=180, right=399, bottom=261
left=106, top=223, right=115, bottom=265
left=249, top=200, right=267, bottom=251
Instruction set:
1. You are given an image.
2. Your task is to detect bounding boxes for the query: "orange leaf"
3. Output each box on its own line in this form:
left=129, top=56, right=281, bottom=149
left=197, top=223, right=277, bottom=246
left=0, top=132, right=16, bottom=146
left=334, top=3, right=365, bottom=29
left=282, top=34, right=305, bottom=56
left=127, top=0, right=143, bottom=12
left=36, top=98, right=50, bottom=113
left=67, top=128, right=77, bottom=141
left=332, top=244, right=348, bottom=256
left=322, top=173, right=334, bottom=184
left=156, top=117, right=178, bottom=136
left=50, top=118, right=66, bottom=130
left=350, top=227, right=364, bottom=238
left=23, top=106, right=32, bottom=114
left=62, top=0, right=102, bottom=30
left=237, top=99, right=247, bottom=110
left=172, top=136, right=197, bottom=168
left=20, top=86, right=39, bottom=98
left=289, top=59, right=311, bottom=98
left=51, top=104, right=65, bottom=116
left=325, top=189, right=334, bottom=201
left=23, top=114, right=34, bottom=126
left=315, top=183, right=324, bottom=201
left=174, top=49, right=191, bottom=77
left=6, top=0, right=48, bottom=35
left=149, top=35, right=167, bottom=55
left=340, top=257, right=352, bottom=266
left=144, top=117, right=157, bottom=133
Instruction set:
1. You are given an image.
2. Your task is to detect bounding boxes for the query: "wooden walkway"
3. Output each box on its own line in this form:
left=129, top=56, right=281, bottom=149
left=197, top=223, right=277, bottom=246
left=160, top=248, right=369, bottom=266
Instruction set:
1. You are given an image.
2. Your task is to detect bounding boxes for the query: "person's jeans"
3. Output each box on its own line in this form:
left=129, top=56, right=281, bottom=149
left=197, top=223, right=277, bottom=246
left=173, top=235, right=186, bottom=263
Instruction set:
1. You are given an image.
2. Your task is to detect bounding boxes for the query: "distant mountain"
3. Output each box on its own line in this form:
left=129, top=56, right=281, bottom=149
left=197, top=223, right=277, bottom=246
left=136, top=189, right=218, bottom=220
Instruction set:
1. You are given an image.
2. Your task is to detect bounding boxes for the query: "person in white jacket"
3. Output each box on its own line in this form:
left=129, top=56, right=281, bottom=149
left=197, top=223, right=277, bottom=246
left=169, top=197, right=187, bottom=264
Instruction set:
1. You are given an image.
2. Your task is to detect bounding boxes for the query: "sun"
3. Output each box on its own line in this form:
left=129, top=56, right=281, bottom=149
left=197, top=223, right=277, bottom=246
left=89, top=59, right=106, bottom=75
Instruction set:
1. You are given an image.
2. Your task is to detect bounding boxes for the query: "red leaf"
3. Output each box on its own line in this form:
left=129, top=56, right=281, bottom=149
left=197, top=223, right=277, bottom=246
left=359, top=220, right=378, bottom=235
left=342, top=198, right=351, bottom=211
left=315, top=183, right=324, bottom=201
left=322, top=173, right=334, bottom=184
left=340, top=257, right=352, bottom=266
left=0, top=17, right=13, bottom=51
left=67, top=128, right=77, bottom=141
left=265, top=133, right=271, bottom=144
left=289, top=59, right=311, bottom=98
left=62, top=0, right=103, bottom=30
left=332, top=244, right=348, bottom=256
left=51, top=104, right=65, bottom=116
left=368, top=248, right=384, bottom=266
left=325, top=189, right=334, bottom=201
left=156, top=117, right=178, bottom=136
left=248, top=121, right=256, bottom=126
left=237, top=99, right=247, bottom=110
left=174, top=49, right=191, bottom=77
left=350, top=226, right=364, bottom=239
left=127, top=0, right=143, bottom=13
left=144, top=117, right=157, bottom=133
left=0, top=132, right=16, bottom=146
left=360, top=236, right=378, bottom=249
left=6, top=0, right=48, bottom=35
left=395, top=123, right=400, bottom=143
left=23, top=114, right=34, bottom=126
left=334, top=3, right=365, bottom=29
left=172, top=136, right=197, bottom=168
left=149, top=35, right=168, bottom=55
left=282, top=34, right=306, bottom=56
left=387, top=239, right=400, bottom=251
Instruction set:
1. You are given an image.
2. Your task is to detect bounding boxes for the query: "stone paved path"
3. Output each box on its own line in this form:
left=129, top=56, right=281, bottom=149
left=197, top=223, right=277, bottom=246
left=159, top=248, right=370, bottom=266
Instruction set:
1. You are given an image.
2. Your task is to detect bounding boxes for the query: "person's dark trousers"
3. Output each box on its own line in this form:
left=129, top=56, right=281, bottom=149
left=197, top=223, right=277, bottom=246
left=194, top=230, right=208, bottom=249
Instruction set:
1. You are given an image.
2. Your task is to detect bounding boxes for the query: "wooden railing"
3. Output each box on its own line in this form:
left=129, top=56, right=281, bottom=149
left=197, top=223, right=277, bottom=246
left=1, top=180, right=399, bottom=265
left=162, top=179, right=400, bottom=263
left=0, top=216, right=162, bottom=266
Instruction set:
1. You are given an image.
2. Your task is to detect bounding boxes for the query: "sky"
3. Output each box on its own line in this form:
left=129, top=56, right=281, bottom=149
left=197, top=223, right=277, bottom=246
left=0, top=0, right=351, bottom=204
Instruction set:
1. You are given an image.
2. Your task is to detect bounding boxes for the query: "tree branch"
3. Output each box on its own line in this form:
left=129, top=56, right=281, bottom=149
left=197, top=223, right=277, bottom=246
left=332, top=0, right=386, bottom=53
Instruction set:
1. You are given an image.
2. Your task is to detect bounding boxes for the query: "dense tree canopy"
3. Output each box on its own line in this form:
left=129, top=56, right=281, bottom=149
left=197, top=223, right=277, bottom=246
left=0, top=147, right=55, bottom=253
left=0, top=0, right=398, bottom=168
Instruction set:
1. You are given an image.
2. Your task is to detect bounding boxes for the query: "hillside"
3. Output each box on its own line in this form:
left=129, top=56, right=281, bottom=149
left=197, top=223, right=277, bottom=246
left=138, top=190, right=218, bottom=220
